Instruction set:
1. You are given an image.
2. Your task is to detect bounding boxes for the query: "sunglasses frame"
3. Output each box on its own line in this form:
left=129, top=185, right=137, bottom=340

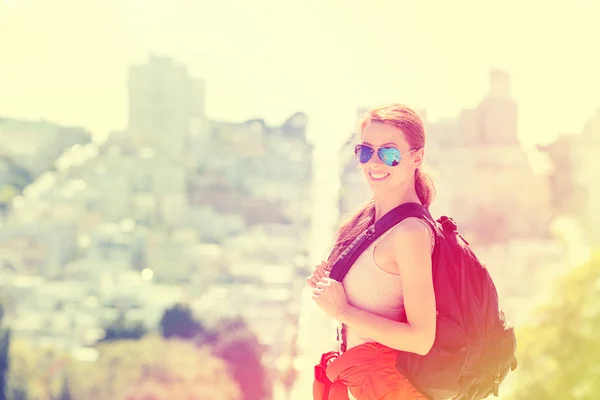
left=354, top=144, right=419, bottom=167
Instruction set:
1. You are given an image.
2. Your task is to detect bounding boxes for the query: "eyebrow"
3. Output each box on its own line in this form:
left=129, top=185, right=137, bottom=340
left=362, top=141, right=398, bottom=147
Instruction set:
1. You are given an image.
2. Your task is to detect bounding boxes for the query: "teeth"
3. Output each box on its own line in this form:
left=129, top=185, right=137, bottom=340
left=369, top=172, right=389, bottom=179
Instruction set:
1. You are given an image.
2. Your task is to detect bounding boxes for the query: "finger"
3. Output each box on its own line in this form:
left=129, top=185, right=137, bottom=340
left=306, top=276, right=318, bottom=288
left=316, top=280, right=330, bottom=289
left=316, top=265, right=327, bottom=279
left=314, top=266, right=325, bottom=280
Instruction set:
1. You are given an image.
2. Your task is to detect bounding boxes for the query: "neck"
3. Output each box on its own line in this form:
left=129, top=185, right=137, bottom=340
left=373, top=182, right=421, bottom=222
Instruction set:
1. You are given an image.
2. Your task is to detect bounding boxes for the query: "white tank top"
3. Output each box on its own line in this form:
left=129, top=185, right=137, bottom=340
left=340, top=218, right=434, bottom=351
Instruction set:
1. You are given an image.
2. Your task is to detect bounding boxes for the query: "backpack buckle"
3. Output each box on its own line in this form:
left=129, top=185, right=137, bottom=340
left=438, top=216, right=470, bottom=245
left=439, top=216, right=458, bottom=232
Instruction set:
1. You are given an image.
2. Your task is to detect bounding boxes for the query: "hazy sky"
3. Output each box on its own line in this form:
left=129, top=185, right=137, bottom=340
left=1, top=0, right=598, bottom=148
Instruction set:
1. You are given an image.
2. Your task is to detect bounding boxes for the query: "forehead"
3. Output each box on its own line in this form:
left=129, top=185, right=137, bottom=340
left=361, top=122, right=408, bottom=147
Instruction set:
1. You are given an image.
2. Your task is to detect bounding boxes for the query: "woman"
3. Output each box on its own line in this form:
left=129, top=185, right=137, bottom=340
left=307, top=104, right=437, bottom=400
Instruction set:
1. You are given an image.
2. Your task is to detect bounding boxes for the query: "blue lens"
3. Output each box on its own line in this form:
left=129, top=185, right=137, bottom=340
left=378, top=147, right=401, bottom=167
left=355, top=145, right=374, bottom=163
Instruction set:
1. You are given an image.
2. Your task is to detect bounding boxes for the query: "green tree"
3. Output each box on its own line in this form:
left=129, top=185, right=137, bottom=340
left=0, top=185, right=19, bottom=211
left=0, top=331, right=9, bottom=400
left=58, top=375, right=73, bottom=400
left=0, top=303, right=9, bottom=400
left=100, top=312, right=148, bottom=342
left=508, top=252, right=600, bottom=400
left=6, top=337, right=68, bottom=400
left=0, top=317, right=10, bottom=400
left=68, top=335, right=240, bottom=400
left=211, top=317, right=271, bottom=400
left=159, top=303, right=204, bottom=340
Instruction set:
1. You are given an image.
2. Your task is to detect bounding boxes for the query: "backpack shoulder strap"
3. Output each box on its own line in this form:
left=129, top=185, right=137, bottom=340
left=329, top=202, right=434, bottom=282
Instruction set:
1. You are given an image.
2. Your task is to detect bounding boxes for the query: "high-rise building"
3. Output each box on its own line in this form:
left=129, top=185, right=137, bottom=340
left=127, top=55, right=206, bottom=160
left=540, top=109, right=600, bottom=242
left=477, top=69, right=519, bottom=145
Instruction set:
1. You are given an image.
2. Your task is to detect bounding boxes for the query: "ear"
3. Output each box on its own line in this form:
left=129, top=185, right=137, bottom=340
left=412, top=147, right=424, bottom=168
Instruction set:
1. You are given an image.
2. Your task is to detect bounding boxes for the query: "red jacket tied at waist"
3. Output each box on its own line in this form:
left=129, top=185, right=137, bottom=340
left=313, top=342, right=429, bottom=400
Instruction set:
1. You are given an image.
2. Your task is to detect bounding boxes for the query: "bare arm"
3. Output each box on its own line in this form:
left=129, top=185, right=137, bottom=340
left=337, top=218, right=436, bottom=355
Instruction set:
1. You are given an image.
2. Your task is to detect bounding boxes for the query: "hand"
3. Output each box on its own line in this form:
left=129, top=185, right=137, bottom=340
left=306, top=261, right=329, bottom=288
left=312, top=277, right=349, bottom=320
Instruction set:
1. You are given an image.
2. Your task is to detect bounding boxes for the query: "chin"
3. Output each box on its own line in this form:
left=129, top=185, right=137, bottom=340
left=366, top=178, right=393, bottom=191
left=367, top=179, right=402, bottom=197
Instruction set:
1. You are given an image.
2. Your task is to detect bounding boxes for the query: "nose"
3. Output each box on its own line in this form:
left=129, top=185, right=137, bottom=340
left=367, top=151, right=384, bottom=167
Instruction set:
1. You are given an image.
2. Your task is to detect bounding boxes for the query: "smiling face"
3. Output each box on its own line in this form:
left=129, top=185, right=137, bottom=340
left=358, top=121, right=423, bottom=194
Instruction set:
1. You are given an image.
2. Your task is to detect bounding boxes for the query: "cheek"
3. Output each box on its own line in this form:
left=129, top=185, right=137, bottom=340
left=391, top=165, right=413, bottom=182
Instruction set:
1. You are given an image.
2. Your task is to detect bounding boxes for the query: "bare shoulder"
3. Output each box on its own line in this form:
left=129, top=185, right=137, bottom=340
left=390, top=217, right=432, bottom=239
left=388, top=217, right=433, bottom=259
